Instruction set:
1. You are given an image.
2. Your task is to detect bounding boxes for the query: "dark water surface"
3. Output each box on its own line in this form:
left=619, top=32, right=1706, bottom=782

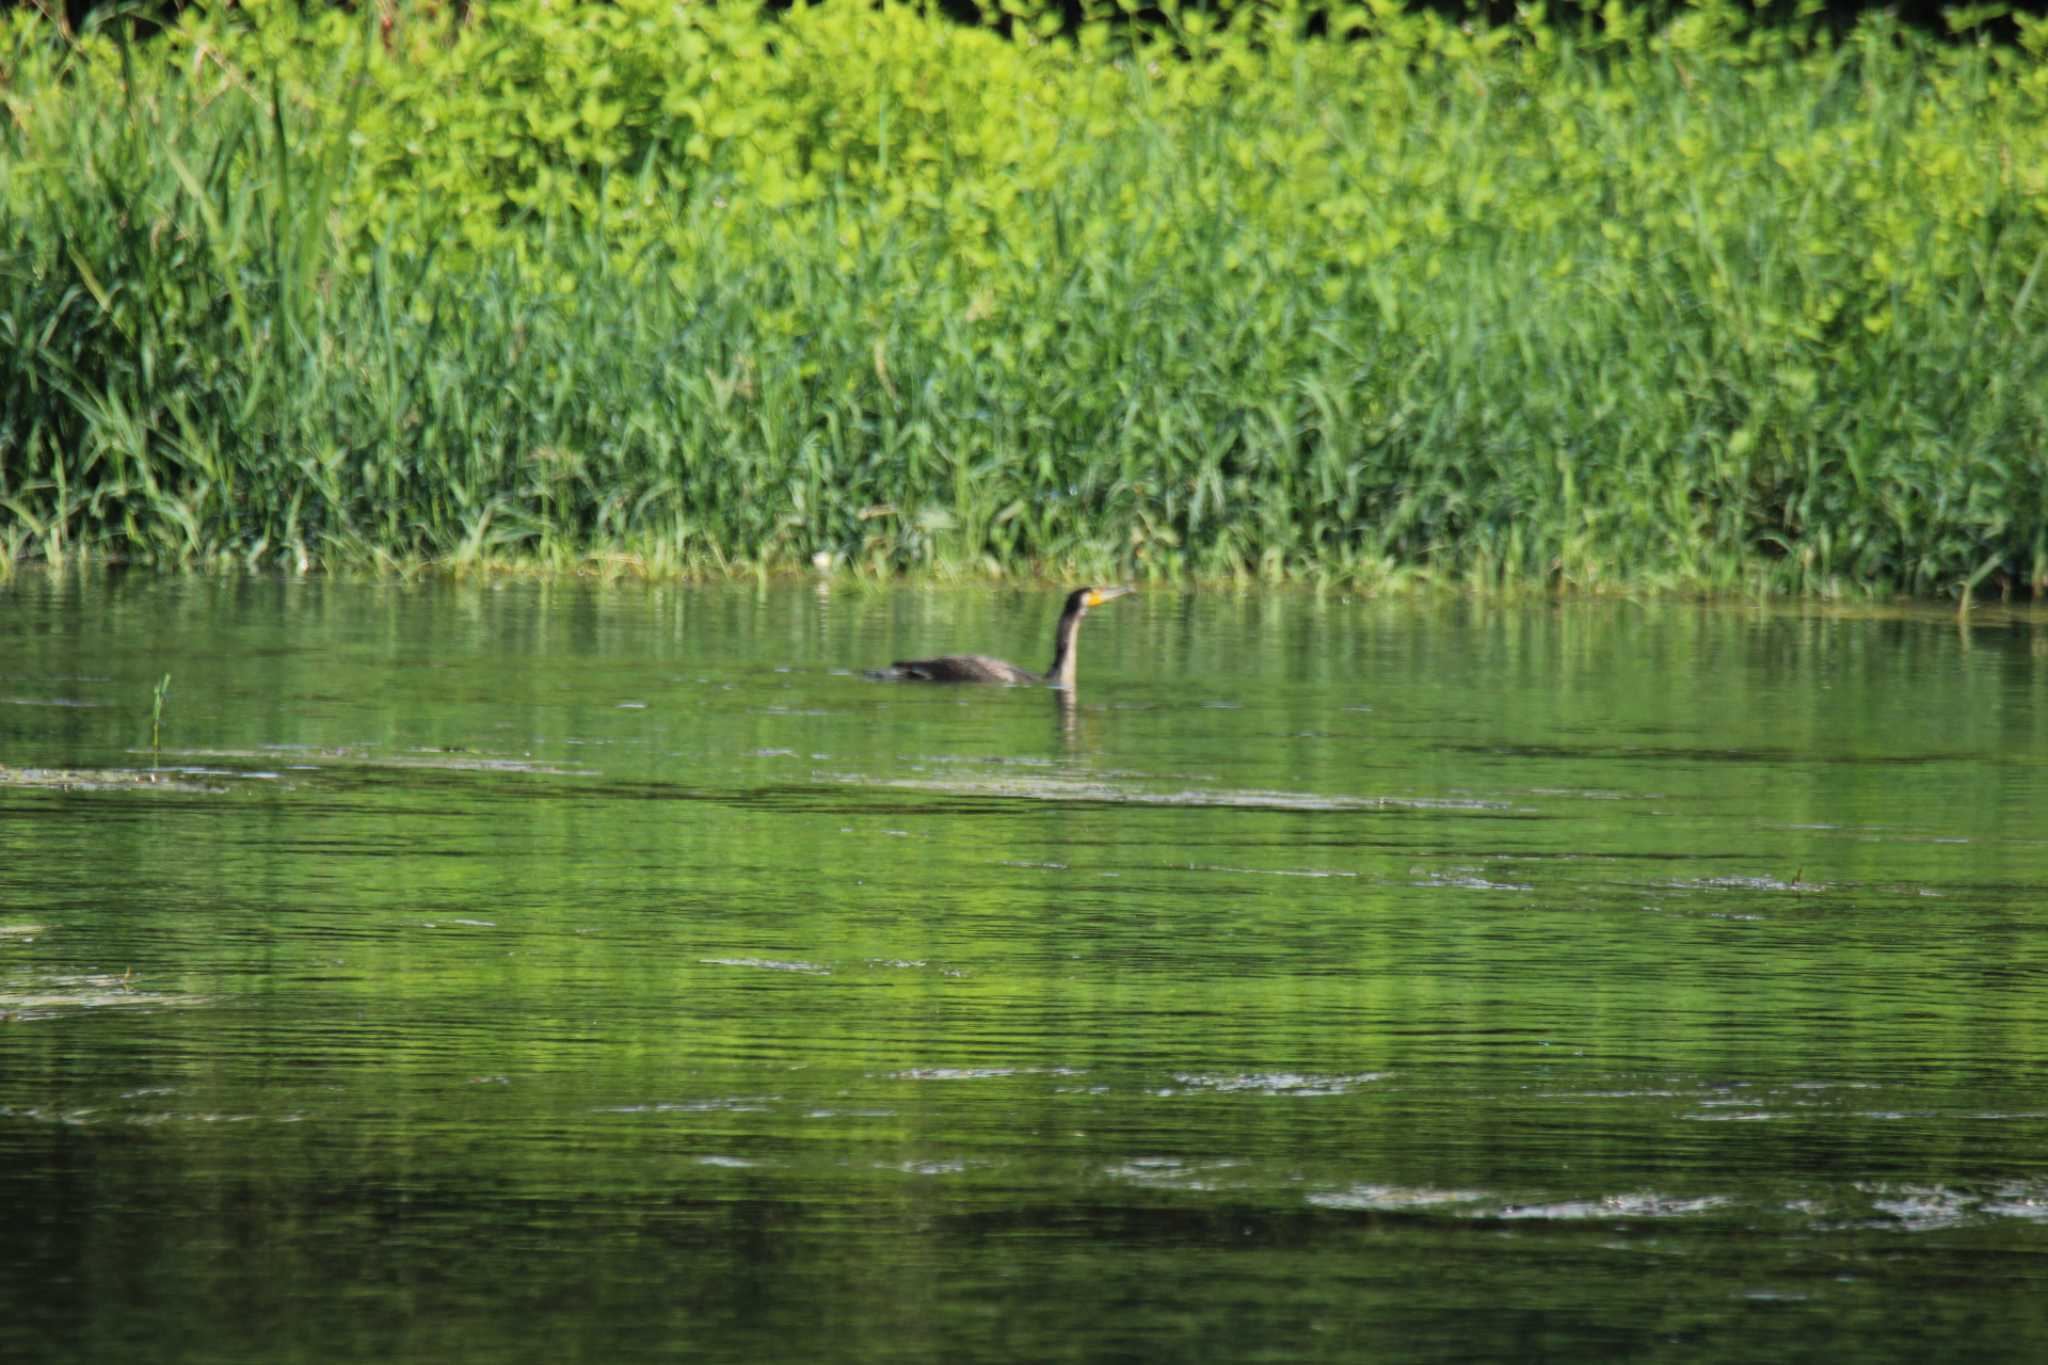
left=3, top=574, right=2047, bottom=1361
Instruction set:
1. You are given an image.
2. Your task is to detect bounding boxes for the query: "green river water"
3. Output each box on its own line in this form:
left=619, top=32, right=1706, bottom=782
left=2, top=573, right=2046, bottom=1361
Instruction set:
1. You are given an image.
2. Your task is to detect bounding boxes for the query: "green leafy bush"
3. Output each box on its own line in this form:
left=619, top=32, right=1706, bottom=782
left=2, top=0, right=2044, bottom=596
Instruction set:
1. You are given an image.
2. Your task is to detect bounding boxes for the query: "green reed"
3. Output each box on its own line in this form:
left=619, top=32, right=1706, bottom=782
left=1, top=0, right=2043, bottom=597
left=149, top=672, right=170, bottom=767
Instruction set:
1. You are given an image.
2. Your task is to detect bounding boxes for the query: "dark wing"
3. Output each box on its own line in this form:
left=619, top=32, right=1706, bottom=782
left=870, top=654, right=1039, bottom=684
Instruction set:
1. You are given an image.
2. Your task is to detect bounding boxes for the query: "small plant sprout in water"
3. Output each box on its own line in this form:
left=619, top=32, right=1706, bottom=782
left=150, top=673, right=171, bottom=769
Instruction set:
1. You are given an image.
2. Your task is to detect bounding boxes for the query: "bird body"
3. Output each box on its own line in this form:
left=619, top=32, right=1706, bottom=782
left=871, top=586, right=1133, bottom=688
left=882, top=653, right=1044, bottom=685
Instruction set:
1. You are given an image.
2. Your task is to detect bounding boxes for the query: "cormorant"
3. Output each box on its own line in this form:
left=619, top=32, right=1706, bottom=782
left=870, top=586, right=1134, bottom=687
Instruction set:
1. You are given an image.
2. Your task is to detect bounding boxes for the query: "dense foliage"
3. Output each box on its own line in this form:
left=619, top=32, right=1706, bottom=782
left=2, top=0, right=2045, bottom=594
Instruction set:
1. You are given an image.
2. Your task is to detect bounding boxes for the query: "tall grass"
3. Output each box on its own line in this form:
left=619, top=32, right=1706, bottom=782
left=2, top=0, right=2045, bottom=596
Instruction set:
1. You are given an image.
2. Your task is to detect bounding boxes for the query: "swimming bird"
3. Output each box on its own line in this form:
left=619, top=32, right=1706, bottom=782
left=870, top=586, right=1134, bottom=687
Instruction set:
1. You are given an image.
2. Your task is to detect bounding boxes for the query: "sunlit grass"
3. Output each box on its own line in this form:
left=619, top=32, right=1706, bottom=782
left=1, top=1, right=2044, bottom=598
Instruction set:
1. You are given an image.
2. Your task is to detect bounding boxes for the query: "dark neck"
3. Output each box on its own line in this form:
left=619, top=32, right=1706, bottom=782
left=1045, top=606, right=1085, bottom=687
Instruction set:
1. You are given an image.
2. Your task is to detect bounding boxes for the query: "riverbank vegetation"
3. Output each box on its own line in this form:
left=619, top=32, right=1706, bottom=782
left=2, top=0, right=2045, bottom=596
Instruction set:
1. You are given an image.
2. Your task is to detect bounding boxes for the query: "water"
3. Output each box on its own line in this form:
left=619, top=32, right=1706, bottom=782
left=3, top=573, right=2047, bottom=1361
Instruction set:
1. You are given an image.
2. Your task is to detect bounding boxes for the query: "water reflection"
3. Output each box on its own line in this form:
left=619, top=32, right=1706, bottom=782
left=1, top=573, right=2046, bottom=1360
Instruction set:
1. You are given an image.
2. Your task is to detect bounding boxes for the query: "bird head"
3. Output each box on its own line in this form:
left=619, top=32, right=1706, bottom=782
left=1069, top=585, right=1135, bottom=615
